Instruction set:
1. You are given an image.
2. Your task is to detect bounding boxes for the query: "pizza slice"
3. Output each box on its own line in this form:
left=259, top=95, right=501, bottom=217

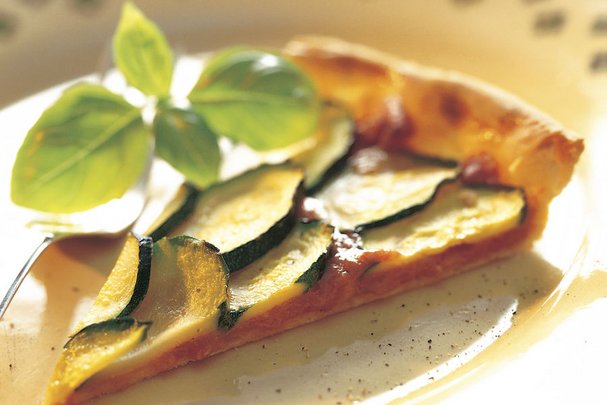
left=42, top=37, right=583, bottom=405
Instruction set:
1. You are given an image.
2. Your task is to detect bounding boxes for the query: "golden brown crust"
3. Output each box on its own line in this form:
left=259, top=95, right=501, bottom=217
left=64, top=37, right=582, bottom=404
left=285, top=36, right=583, bottom=236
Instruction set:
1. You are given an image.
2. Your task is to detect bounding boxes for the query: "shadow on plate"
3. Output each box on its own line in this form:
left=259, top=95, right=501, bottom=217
left=61, top=250, right=571, bottom=405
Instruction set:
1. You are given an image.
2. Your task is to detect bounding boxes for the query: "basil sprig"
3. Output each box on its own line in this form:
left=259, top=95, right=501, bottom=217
left=113, top=2, right=174, bottom=98
left=10, top=84, right=148, bottom=213
left=153, top=107, right=221, bottom=188
left=189, top=48, right=318, bottom=150
left=10, top=2, right=319, bottom=214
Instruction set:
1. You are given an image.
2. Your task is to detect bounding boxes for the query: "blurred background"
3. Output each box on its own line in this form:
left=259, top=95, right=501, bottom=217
left=0, top=1, right=606, bottom=404
left=1, top=0, right=606, bottom=132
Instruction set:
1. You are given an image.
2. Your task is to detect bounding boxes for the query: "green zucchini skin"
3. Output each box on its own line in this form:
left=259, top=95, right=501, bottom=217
left=65, top=318, right=151, bottom=350
left=70, top=233, right=154, bottom=336
left=352, top=152, right=459, bottom=232
left=148, top=164, right=304, bottom=273
left=315, top=148, right=460, bottom=232
left=221, top=203, right=298, bottom=272
left=302, top=101, right=356, bottom=194
left=47, top=318, right=151, bottom=402
left=148, top=185, right=200, bottom=242
left=360, top=179, right=527, bottom=257
left=354, top=178, right=456, bottom=232
left=305, top=144, right=353, bottom=195
left=358, top=179, right=527, bottom=232
left=217, top=303, right=248, bottom=330
left=462, top=182, right=529, bottom=225
left=295, top=248, right=330, bottom=291
left=117, top=235, right=153, bottom=318
left=219, top=221, right=334, bottom=330
left=398, top=151, right=459, bottom=170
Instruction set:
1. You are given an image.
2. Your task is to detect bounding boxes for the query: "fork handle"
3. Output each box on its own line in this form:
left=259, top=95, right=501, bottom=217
left=0, top=234, right=54, bottom=319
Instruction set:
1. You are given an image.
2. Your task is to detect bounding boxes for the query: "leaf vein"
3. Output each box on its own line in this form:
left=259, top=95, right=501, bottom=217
left=27, top=109, right=143, bottom=192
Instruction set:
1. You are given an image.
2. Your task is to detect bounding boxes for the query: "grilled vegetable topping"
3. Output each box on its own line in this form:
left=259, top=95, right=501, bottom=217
left=43, top=318, right=150, bottom=405
left=151, top=164, right=304, bottom=272
left=362, top=181, right=526, bottom=266
left=315, top=147, right=459, bottom=231
left=292, top=102, right=355, bottom=192
left=73, top=233, right=152, bottom=334
left=220, top=222, right=334, bottom=329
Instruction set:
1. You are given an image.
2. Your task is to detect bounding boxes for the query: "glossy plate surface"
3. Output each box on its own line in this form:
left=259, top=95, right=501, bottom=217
left=1, top=1, right=606, bottom=404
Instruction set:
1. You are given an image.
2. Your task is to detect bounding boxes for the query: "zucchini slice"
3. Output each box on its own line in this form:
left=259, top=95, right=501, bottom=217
left=43, top=318, right=150, bottom=405
left=147, top=184, right=199, bottom=242
left=127, top=236, right=229, bottom=357
left=361, top=181, right=526, bottom=266
left=151, top=164, right=304, bottom=272
left=73, top=233, right=152, bottom=334
left=315, top=147, right=459, bottom=231
left=219, top=222, right=334, bottom=329
left=292, top=102, right=355, bottom=192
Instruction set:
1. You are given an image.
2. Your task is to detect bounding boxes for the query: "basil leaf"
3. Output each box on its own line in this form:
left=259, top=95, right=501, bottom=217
left=188, top=48, right=319, bottom=151
left=153, top=107, right=220, bottom=188
left=113, top=2, right=173, bottom=98
left=10, top=83, right=149, bottom=214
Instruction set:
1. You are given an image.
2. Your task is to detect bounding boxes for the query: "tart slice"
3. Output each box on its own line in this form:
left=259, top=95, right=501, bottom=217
left=43, top=37, right=582, bottom=405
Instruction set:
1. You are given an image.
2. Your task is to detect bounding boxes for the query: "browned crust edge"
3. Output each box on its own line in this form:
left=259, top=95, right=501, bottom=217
left=64, top=37, right=582, bottom=404
left=284, top=36, right=583, bottom=237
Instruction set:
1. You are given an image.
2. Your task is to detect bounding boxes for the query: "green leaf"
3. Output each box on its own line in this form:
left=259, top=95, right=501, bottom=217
left=188, top=48, right=319, bottom=151
left=153, top=106, right=221, bottom=188
left=10, top=83, right=149, bottom=214
left=113, top=2, right=173, bottom=97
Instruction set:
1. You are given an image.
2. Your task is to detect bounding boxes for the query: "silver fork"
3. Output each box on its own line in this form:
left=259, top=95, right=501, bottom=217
left=0, top=157, right=151, bottom=320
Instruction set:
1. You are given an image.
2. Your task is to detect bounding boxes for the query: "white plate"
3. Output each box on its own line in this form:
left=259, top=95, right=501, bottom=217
left=1, top=1, right=606, bottom=404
